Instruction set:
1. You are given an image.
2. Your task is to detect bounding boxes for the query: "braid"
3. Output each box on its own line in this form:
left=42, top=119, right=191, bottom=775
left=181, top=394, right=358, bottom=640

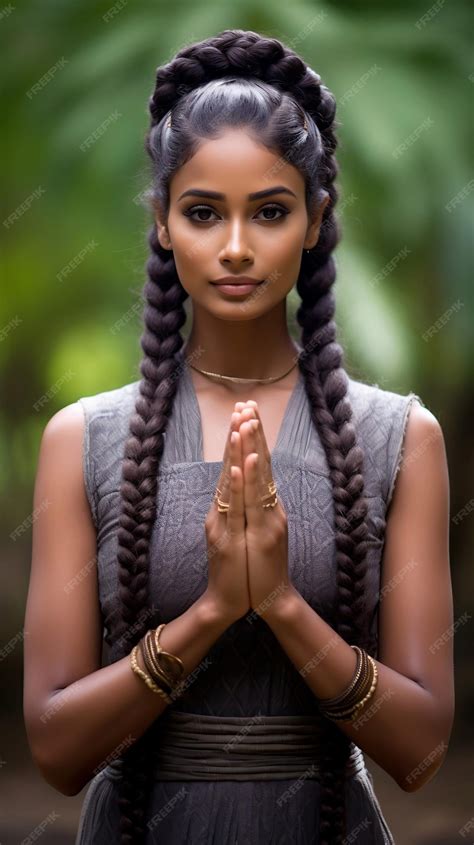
left=110, top=27, right=374, bottom=842
left=113, top=223, right=188, bottom=844
left=296, top=89, right=375, bottom=844
left=146, top=28, right=328, bottom=133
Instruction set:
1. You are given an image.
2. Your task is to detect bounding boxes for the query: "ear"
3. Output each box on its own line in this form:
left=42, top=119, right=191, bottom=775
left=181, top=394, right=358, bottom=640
left=153, top=201, right=173, bottom=251
left=304, top=190, right=330, bottom=250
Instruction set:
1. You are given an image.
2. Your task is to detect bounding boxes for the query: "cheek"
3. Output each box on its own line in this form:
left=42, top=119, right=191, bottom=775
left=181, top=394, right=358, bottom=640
left=169, top=219, right=211, bottom=278
left=267, top=233, right=304, bottom=278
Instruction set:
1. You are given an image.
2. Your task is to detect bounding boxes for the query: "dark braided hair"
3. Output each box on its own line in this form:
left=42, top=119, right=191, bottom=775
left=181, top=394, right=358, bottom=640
left=112, top=28, right=375, bottom=844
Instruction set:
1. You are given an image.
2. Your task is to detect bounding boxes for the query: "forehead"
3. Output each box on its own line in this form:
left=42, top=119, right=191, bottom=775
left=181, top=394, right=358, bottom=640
left=169, top=129, right=305, bottom=201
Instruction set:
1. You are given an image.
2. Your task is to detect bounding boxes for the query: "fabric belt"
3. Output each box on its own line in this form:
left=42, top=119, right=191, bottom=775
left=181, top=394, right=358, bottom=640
left=104, top=711, right=366, bottom=782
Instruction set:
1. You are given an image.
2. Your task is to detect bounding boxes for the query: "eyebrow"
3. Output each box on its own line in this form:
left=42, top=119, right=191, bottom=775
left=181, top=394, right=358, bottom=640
left=177, top=186, right=298, bottom=202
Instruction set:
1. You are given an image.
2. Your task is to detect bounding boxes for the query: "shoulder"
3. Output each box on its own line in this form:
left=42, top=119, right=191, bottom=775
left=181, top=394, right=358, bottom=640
left=41, top=381, right=140, bottom=454
left=77, top=380, right=140, bottom=421
left=73, top=381, right=140, bottom=526
left=345, top=375, right=433, bottom=505
left=389, top=395, right=447, bottom=508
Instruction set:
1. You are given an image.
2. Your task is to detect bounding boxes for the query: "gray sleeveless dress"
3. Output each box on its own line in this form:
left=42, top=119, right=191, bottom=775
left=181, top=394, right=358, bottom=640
left=74, top=344, right=424, bottom=844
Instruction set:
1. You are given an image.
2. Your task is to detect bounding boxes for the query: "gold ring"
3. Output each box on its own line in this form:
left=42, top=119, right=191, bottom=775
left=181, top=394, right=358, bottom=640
left=214, top=480, right=278, bottom=512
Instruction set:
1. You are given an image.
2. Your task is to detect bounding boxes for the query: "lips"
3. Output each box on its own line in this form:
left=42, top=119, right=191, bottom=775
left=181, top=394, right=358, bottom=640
left=211, top=278, right=263, bottom=286
left=212, top=281, right=263, bottom=297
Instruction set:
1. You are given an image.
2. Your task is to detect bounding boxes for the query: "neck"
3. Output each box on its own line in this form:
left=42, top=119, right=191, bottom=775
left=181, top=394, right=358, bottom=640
left=182, top=302, right=299, bottom=380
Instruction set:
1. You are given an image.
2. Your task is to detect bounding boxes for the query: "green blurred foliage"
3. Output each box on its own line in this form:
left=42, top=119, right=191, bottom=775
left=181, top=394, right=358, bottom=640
left=1, top=0, right=472, bottom=582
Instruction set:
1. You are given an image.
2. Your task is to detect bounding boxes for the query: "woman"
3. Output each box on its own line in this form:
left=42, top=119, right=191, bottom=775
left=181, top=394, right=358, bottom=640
left=23, top=29, right=454, bottom=844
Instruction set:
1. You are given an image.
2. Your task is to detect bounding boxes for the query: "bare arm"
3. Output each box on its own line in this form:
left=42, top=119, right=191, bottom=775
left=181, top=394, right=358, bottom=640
left=260, top=401, right=455, bottom=792
left=23, top=402, right=231, bottom=797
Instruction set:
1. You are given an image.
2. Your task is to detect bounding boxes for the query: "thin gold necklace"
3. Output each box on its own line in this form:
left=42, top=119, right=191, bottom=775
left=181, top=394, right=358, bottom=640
left=186, top=345, right=300, bottom=384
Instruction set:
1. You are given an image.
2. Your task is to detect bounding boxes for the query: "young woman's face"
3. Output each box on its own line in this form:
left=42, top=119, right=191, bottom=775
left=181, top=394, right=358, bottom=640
left=156, top=128, right=327, bottom=319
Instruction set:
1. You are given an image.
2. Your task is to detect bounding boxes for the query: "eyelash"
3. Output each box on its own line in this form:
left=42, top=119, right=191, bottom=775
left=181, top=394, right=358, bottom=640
left=182, top=203, right=290, bottom=223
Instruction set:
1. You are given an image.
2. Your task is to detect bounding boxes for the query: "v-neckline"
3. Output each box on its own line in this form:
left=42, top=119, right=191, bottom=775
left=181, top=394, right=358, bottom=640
left=180, top=343, right=303, bottom=465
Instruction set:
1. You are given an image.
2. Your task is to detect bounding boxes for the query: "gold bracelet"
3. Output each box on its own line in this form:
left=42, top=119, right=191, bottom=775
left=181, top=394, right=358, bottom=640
left=141, top=633, right=174, bottom=694
left=130, top=644, right=172, bottom=704
left=318, top=646, right=365, bottom=709
left=139, top=625, right=185, bottom=693
left=320, top=650, right=372, bottom=716
left=318, top=649, right=373, bottom=716
left=153, top=625, right=185, bottom=684
left=323, top=657, right=379, bottom=721
left=143, top=631, right=179, bottom=693
left=329, top=667, right=378, bottom=721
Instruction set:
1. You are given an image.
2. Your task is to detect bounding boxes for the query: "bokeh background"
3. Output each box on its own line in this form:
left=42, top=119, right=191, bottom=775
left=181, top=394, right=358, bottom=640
left=1, top=1, right=473, bottom=842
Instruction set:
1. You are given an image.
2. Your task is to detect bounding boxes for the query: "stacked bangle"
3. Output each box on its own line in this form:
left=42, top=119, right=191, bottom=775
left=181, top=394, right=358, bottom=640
left=129, top=623, right=185, bottom=703
left=317, top=645, right=378, bottom=722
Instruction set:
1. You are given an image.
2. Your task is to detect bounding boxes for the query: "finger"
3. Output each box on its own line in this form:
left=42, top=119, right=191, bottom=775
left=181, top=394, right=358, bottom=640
left=216, top=411, right=242, bottom=505
left=240, top=401, right=270, bottom=462
left=243, top=448, right=263, bottom=528
left=226, top=430, right=245, bottom=537
left=240, top=417, right=265, bottom=500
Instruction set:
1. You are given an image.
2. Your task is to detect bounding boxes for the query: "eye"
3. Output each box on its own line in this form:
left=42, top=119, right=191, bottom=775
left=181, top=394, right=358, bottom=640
left=182, top=203, right=290, bottom=223
left=182, top=205, right=218, bottom=223
left=256, top=204, right=289, bottom=221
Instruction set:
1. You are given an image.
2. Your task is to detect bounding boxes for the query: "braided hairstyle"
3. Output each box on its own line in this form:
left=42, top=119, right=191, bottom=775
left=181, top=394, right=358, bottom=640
left=112, top=28, right=375, bottom=844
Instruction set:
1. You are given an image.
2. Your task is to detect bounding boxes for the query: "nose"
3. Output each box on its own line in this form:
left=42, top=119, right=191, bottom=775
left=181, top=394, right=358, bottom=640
left=218, top=219, right=254, bottom=265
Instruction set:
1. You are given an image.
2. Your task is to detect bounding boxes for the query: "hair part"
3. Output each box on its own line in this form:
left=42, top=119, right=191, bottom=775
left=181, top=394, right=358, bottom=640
left=112, top=29, right=373, bottom=844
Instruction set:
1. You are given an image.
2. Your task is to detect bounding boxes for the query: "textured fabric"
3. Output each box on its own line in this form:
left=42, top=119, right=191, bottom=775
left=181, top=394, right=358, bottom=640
left=105, top=711, right=367, bottom=781
left=75, top=343, right=425, bottom=843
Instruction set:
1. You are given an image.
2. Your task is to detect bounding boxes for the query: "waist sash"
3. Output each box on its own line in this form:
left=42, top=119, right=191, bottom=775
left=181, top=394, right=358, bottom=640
left=104, top=711, right=366, bottom=782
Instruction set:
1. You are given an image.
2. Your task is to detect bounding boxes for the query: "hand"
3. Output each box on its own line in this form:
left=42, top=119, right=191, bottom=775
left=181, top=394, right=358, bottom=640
left=235, top=401, right=296, bottom=618
left=203, top=408, right=251, bottom=625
